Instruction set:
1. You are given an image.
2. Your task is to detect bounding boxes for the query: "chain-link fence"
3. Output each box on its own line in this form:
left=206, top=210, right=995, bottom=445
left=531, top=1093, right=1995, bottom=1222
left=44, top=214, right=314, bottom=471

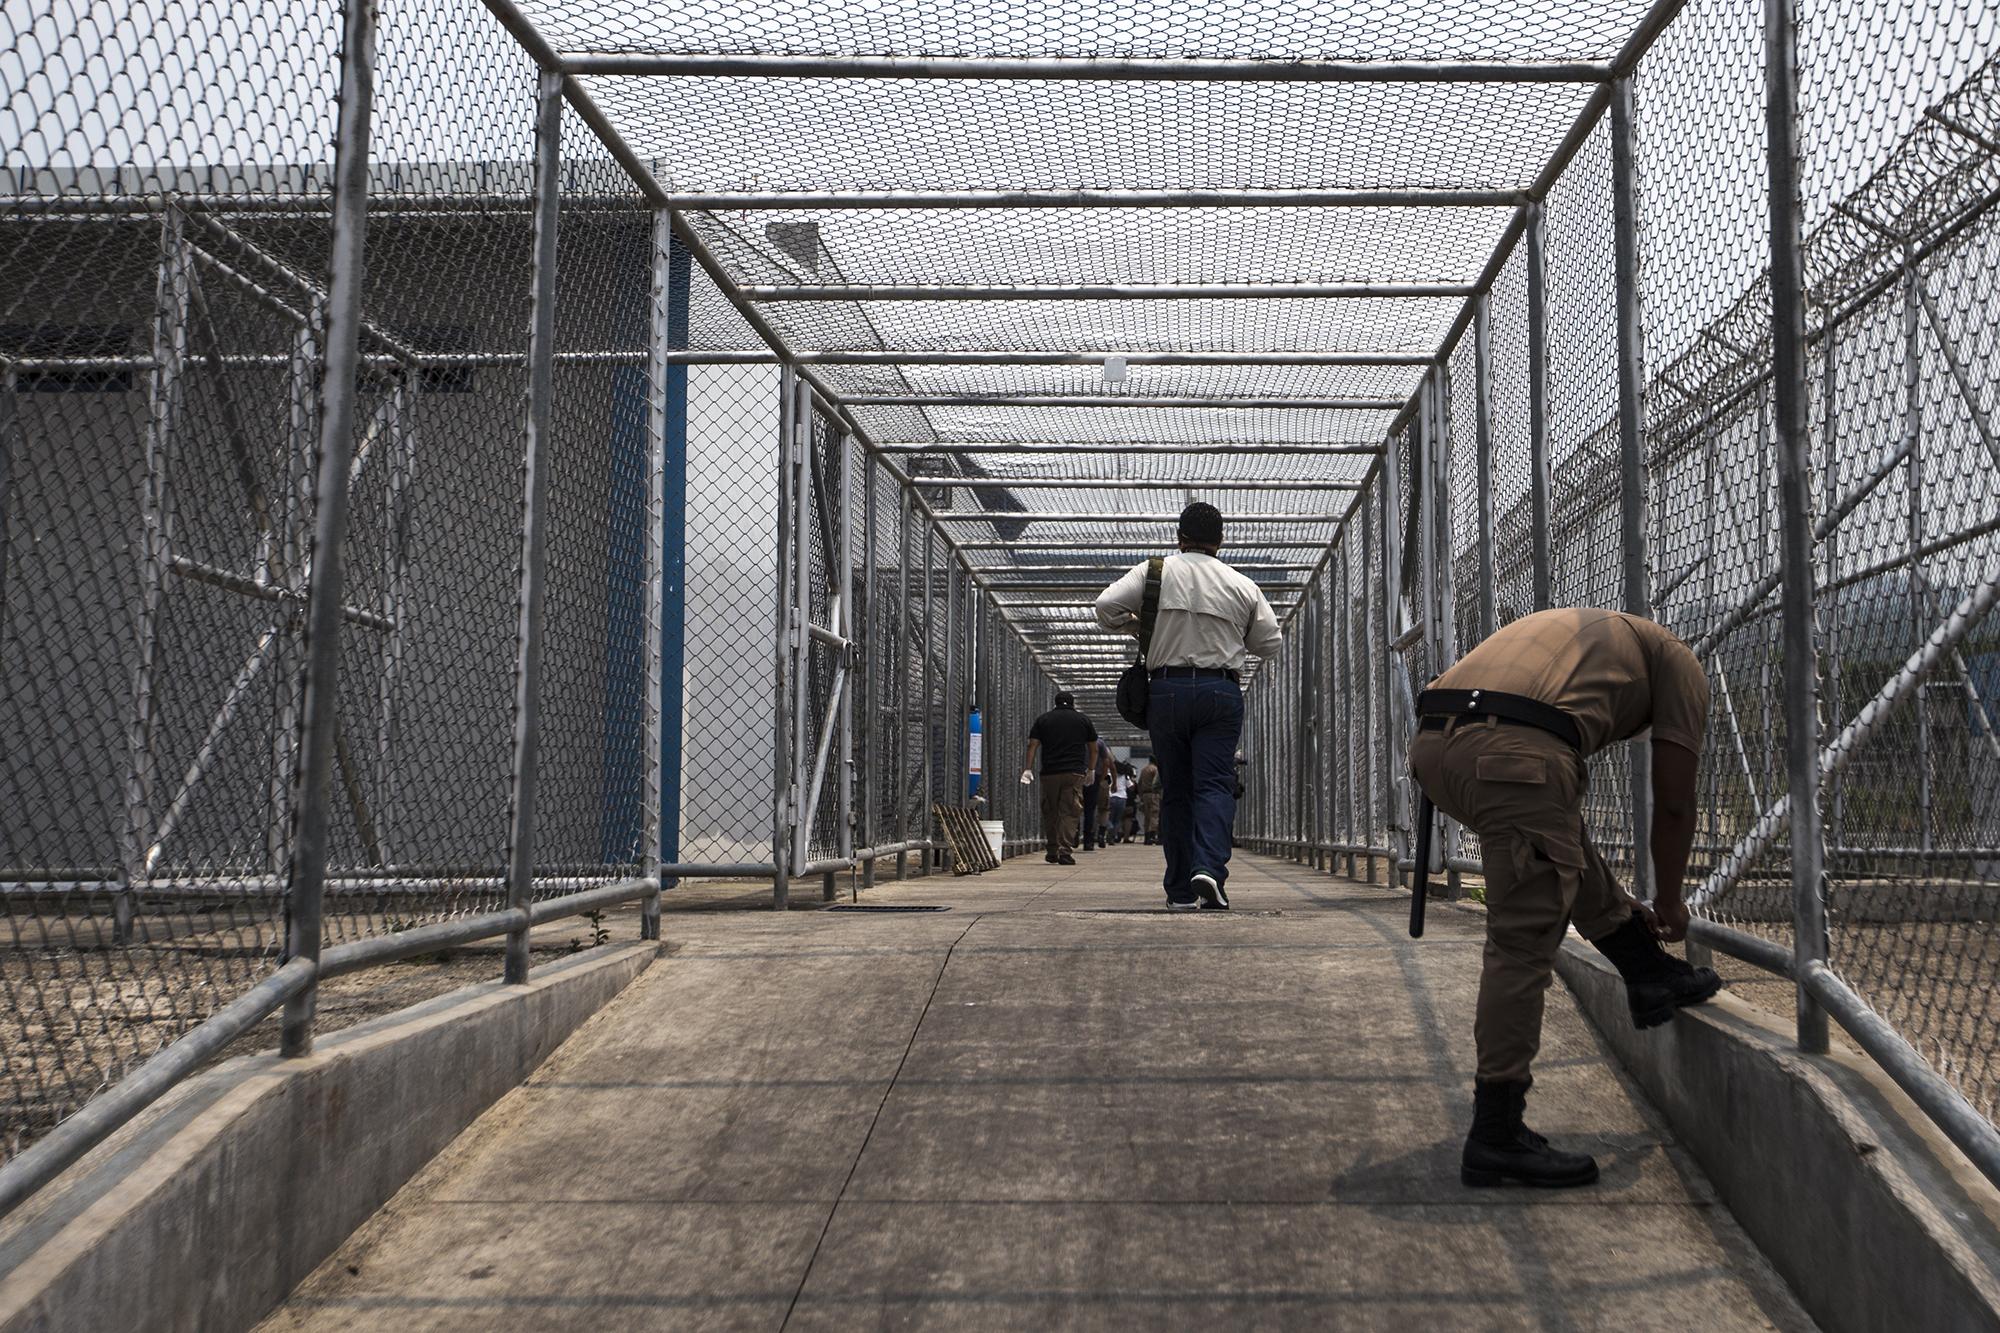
left=1236, top=0, right=2000, bottom=1185
left=5, top=0, right=2000, bottom=1216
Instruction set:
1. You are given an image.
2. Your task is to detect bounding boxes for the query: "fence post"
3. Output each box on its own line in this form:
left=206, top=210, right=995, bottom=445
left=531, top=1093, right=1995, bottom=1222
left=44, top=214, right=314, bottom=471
left=1610, top=73, right=1656, bottom=903
left=641, top=209, right=686, bottom=941
left=1767, top=0, right=1829, bottom=1053
left=121, top=208, right=191, bottom=945
left=828, top=426, right=855, bottom=901
left=1525, top=201, right=1554, bottom=611
left=860, top=450, right=878, bottom=891
left=1474, top=292, right=1498, bottom=640
left=772, top=368, right=796, bottom=910
left=502, top=68, right=563, bottom=986
left=1379, top=428, right=1410, bottom=885
left=280, top=0, right=374, bottom=1053
left=895, top=485, right=912, bottom=879
left=919, top=520, right=936, bottom=874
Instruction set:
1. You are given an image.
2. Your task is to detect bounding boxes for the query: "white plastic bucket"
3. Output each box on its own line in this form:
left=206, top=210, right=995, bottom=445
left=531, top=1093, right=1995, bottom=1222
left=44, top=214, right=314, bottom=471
left=981, top=820, right=1005, bottom=864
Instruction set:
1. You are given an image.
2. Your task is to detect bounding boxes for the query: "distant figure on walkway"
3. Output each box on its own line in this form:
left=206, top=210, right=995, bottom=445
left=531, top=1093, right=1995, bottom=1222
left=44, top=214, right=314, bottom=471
left=1136, top=760, right=1162, bottom=844
left=1023, top=691, right=1098, bottom=865
left=1408, top=607, right=1723, bottom=1190
left=1097, top=502, right=1282, bottom=910
left=1107, top=765, right=1129, bottom=845
left=1080, top=741, right=1107, bottom=852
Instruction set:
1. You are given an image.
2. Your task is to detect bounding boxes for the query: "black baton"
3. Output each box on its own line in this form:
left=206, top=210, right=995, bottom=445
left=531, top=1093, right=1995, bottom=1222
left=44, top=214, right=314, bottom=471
left=1409, top=789, right=1436, bottom=938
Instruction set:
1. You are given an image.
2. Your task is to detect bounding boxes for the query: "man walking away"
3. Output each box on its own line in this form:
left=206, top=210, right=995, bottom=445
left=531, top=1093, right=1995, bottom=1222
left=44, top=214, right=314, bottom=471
left=1023, top=692, right=1097, bottom=865
left=1136, top=760, right=1162, bottom=844
left=1408, top=607, right=1723, bottom=1189
left=1096, top=502, right=1282, bottom=910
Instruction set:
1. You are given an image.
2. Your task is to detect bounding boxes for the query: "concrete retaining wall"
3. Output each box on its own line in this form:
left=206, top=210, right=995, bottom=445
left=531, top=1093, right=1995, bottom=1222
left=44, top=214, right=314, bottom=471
left=0, top=941, right=656, bottom=1333
left=1555, top=942, right=2000, bottom=1333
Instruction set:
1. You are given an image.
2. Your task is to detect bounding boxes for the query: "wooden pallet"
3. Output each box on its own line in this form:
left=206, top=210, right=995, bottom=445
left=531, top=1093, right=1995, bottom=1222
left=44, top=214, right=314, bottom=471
left=933, top=804, right=1001, bottom=876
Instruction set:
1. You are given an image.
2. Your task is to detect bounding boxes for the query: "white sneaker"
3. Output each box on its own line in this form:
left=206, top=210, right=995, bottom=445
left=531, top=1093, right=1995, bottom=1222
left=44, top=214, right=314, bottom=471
left=1191, top=871, right=1228, bottom=910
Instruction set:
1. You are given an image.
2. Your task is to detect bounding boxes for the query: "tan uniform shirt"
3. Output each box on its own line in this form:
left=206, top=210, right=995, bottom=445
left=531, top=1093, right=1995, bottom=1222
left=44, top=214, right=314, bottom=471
left=1428, top=608, right=1709, bottom=758
left=1095, top=552, right=1284, bottom=672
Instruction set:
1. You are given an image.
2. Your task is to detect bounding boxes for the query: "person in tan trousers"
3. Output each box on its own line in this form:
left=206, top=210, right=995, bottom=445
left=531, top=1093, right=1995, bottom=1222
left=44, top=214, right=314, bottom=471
left=1409, top=607, right=1723, bottom=1189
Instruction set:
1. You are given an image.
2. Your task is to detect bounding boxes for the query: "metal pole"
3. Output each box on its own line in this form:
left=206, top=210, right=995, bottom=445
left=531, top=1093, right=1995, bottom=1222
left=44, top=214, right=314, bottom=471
left=560, top=51, right=1616, bottom=82
left=772, top=368, right=796, bottom=910
left=860, top=452, right=878, bottom=892
left=919, top=520, right=936, bottom=874
left=122, top=207, right=191, bottom=944
left=280, top=0, right=373, bottom=1054
left=1611, top=74, right=1655, bottom=903
left=944, top=558, right=961, bottom=813
left=791, top=386, right=813, bottom=878
left=1904, top=264, right=1933, bottom=855
left=1474, top=293, right=1498, bottom=639
left=1380, top=430, right=1411, bottom=883
left=643, top=215, right=690, bottom=939
left=895, top=485, right=911, bottom=879
left=832, top=428, right=855, bottom=901
left=502, top=69, right=563, bottom=986
left=0, top=366, right=13, bottom=673
left=1525, top=202, right=1554, bottom=610
left=1768, top=0, right=1828, bottom=1052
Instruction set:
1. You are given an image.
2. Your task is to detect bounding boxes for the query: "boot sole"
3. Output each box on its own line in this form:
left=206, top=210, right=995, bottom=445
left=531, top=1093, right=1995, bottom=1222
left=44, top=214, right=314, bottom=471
left=1461, top=1161, right=1600, bottom=1189
left=1629, top=971, right=1724, bottom=1029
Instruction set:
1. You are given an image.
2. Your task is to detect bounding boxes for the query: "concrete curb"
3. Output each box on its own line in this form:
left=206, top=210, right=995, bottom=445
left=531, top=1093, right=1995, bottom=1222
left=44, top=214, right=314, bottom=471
left=0, top=941, right=657, bottom=1333
left=1554, top=940, right=2000, bottom=1333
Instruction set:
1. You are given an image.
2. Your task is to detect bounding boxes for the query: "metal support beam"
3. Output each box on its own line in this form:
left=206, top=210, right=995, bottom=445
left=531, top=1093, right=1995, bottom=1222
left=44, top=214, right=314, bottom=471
left=645, top=186, right=1529, bottom=210
left=872, top=442, right=1384, bottom=455
left=1473, top=294, right=1498, bottom=639
left=1525, top=201, right=1554, bottom=609
left=927, top=512, right=1342, bottom=525
left=1610, top=73, right=1655, bottom=905
left=279, top=0, right=373, bottom=1055
left=1767, top=0, right=1828, bottom=1054
left=772, top=370, right=798, bottom=909
left=911, top=477, right=1363, bottom=491
left=845, top=395, right=1403, bottom=410
left=745, top=282, right=1474, bottom=303
left=502, top=70, right=564, bottom=987
left=561, top=52, right=1614, bottom=82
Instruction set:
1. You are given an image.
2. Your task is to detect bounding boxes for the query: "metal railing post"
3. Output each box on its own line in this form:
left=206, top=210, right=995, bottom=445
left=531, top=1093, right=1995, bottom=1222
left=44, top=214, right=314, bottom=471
left=121, top=207, right=192, bottom=945
left=502, top=68, right=564, bottom=986
left=1525, top=202, right=1554, bottom=611
left=641, top=208, right=685, bottom=942
left=1767, top=0, right=1829, bottom=1052
left=919, top=519, right=936, bottom=874
left=831, top=427, right=855, bottom=901
left=1611, top=73, right=1656, bottom=903
left=772, top=368, right=796, bottom=910
left=1380, top=429, right=1411, bottom=884
left=280, top=0, right=374, bottom=1052
left=790, top=385, right=813, bottom=879
left=1473, top=292, right=1498, bottom=640
left=895, top=485, right=912, bottom=879
left=860, top=450, right=878, bottom=891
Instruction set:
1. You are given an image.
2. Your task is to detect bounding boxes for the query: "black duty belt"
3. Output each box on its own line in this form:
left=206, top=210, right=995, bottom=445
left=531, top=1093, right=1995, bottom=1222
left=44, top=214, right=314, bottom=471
left=1151, top=665, right=1240, bottom=683
left=1416, top=688, right=1582, bottom=750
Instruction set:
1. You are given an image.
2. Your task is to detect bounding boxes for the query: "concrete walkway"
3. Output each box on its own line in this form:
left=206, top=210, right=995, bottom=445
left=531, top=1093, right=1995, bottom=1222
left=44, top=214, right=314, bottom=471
left=263, top=848, right=1813, bottom=1331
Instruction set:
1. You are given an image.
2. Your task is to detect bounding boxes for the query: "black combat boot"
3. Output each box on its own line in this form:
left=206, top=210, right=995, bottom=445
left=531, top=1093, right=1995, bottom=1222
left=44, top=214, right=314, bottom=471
left=1461, top=1078, right=1599, bottom=1188
left=1590, top=911, right=1723, bottom=1029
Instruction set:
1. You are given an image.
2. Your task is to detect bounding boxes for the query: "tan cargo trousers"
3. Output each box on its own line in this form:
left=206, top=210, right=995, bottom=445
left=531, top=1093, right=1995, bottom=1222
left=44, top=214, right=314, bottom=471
left=1040, top=772, right=1086, bottom=855
left=1408, top=717, right=1637, bottom=1082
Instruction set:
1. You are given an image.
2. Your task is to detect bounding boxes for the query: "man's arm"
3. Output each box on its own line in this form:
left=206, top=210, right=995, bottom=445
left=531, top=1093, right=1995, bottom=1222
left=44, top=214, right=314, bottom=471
left=1245, top=590, right=1284, bottom=659
left=1095, top=562, right=1148, bottom=634
left=1647, top=740, right=1700, bottom=942
left=1022, top=738, right=1040, bottom=780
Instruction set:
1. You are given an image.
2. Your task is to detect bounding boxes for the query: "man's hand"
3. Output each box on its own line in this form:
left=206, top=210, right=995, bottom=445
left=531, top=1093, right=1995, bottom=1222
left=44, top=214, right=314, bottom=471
left=1642, top=895, right=1690, bottom=943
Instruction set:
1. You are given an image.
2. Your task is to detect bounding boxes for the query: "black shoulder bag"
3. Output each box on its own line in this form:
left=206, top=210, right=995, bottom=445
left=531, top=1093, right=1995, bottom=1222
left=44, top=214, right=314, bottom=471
left=1114, top=557, right=1165, bottom=728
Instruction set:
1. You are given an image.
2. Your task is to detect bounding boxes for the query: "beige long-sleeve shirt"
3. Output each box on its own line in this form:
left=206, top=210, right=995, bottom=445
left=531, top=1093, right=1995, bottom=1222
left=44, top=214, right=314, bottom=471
left=1095, top=551, right=1284, bottom=672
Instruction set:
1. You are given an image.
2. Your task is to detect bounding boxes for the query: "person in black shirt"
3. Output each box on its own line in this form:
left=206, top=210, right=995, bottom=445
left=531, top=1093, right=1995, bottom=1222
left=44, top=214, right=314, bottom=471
left=1023, top=692, right=1098, bottom=865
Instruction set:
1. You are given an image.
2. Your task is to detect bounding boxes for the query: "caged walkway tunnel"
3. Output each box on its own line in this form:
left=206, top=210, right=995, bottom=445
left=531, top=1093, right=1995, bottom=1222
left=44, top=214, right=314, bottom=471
left=3, top=0, right=2000, bottom=1326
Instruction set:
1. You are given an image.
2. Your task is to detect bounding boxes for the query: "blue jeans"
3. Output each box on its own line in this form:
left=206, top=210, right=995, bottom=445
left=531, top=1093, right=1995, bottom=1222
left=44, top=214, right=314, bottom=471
left=1148, top=674, right=1244, bottom=902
